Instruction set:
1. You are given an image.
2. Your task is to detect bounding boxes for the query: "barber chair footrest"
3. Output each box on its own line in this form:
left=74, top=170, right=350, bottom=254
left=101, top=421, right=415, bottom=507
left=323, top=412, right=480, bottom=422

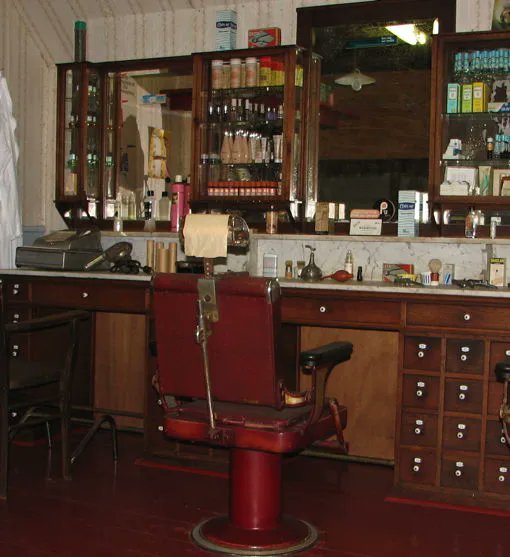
left=192, top=516, right=318, bottom=556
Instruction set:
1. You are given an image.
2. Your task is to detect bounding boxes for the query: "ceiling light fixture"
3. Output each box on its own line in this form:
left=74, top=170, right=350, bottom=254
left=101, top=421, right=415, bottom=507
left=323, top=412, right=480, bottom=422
left=334, top=68, right=376, bottom=91
left=385, top=24, right=427, bottom=46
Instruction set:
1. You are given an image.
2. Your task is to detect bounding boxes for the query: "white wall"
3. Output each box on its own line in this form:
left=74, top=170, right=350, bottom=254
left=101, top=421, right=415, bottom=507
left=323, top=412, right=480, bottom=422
left=0, top=0, right=495, bottom=233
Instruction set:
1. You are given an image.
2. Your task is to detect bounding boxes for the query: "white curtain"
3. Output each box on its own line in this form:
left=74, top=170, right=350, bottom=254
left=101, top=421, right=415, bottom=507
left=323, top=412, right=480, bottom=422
left=0, top=72, right=22, bottom=268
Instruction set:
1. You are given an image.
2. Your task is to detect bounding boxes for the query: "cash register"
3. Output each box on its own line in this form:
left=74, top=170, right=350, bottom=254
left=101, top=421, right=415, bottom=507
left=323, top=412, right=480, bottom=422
left=15, top=229, right=104, bottom=271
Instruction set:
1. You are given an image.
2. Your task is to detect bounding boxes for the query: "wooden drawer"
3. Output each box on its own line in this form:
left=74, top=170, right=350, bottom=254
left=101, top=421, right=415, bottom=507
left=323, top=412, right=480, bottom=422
left=442, top=416, right=481, bottom=452
left=4, top=307, right=30, bottom=324
left=489, top=341, right=510, bottom=381
left=487, top=382, right=504, bottom=417
left=403, top=336, right=441, bottom=371
left=31, top=280, right=148, bottom=313
left=398, top=447, right=437, bottom=486
left=483, top=459, right=510, bottom=495
left=485, top=420, right=510, bottom=456
left=407, top=302, right=510, bottom=332
left=445, top=339, right=484, bottom=375
left=440, top=454, right=479, bottom=490
left=444, top=378, right=483, bottom=414
left=400, top=412, right=438, bottom=447
left=402, top=374, right=440, bottom=410
left=1, top=279, right=29, bottom=301
left=281, top=296, right=400, bottom=328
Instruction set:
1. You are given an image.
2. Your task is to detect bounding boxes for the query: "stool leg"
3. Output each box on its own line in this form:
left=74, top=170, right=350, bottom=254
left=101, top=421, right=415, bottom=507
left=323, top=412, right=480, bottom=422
left=71, top=414, right=117, bottom=465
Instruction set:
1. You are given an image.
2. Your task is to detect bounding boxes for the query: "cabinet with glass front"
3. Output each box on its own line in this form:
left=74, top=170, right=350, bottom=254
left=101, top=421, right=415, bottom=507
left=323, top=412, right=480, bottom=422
left=55, top=57, right=193, bottom=229
left=190, top=46, right=316, bottom=214
left=432, top=31, right=510, bottom=233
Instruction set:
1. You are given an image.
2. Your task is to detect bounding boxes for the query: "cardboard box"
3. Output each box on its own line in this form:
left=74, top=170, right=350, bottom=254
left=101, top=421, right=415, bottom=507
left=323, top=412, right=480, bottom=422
left=383, top=263, right=415, bottom=282
left=248, top=27, right=281, bottom=48
left=398, top=190, right=421, bottom=237
left=447, top=83, right=460, bottom=113
left=473, top=82, right=489, bottom=112
left=461, top=84, right=473, bottom=113
left=488, top=257, right=506, bottom=287
left=216, top=10, right=237, bottom=50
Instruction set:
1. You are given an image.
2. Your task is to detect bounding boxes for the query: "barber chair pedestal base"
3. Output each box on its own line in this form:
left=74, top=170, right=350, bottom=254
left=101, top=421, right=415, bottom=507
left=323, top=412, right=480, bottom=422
left=191, top=448, right=319, bottom=556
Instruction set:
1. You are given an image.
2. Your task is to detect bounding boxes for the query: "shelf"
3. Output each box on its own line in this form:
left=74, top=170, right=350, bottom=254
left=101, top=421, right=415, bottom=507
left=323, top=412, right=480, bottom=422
left=441, top=159, right=510, bottom=167
left=433, top=195, right=510, bottom=207
left=201, top=119, right=283, bottom=129
left=210, top=86, right=285, bottom=99
left=442, top=112, right=510, bottom=120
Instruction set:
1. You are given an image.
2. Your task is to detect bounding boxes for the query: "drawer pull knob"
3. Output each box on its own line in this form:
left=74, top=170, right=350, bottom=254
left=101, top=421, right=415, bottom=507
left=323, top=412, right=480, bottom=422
left=457, top=432, right=464, bottom=439
left=455, top=469, right=463, bottom=477
left=319, top=306, right=326, bottom=313
left=460, top=354, right=468, bottom=362
left=414, top=427, right=422, bottom=435
left=157, top=399, right=163, bottom=406
left=506, top=350, right=510, bottom=357
left=458, top=393, right=466, bottom=400
left=501, top=435, right=507, bottom=445
left=417, top=351, right=425, bottom=359
left=11, top=351, right=18, bottom=357
left=499, top=475, right=506, bottom=483
left=12, top=289, right=19, bottom=296
left=158, top=425, right=164, bottom=432
left=82, top=292, right=89, bottom=299
left=416, top=389, right=424, bottom=398
left=412, top=465, right=420, bottom=473
left=463, top=313, right=471, bottom=321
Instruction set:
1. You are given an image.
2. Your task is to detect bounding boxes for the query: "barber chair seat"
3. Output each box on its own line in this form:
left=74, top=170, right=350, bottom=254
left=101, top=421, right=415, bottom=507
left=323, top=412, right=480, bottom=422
left=153, top=274, right=352, bottom=555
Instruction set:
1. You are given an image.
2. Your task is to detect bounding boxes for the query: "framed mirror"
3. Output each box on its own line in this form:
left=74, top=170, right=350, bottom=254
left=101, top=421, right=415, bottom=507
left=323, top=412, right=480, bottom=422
left=297, top=0, right=456, bottom=221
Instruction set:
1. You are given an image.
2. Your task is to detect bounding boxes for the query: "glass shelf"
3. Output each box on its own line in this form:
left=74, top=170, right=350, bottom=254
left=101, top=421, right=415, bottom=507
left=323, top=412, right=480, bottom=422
left=211, top=86, right=285, bottom=98
left=441, top=159, right=510, bottom=166
left=442, top=112, right=510, bottom=119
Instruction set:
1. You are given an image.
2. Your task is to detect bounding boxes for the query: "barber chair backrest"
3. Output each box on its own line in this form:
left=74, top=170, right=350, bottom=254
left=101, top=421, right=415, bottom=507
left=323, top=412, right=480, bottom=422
left=153, top=274, right=284, bottom=408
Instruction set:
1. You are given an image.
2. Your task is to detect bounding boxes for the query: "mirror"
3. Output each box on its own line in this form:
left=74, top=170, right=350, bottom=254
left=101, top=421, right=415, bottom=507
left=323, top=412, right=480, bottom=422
left=104, top=60, right=193, bottom=220
left=297, top=0, right=456, bottom=219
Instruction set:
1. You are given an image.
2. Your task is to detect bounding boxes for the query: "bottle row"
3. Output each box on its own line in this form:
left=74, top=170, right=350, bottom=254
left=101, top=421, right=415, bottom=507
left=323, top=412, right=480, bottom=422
left=207, top=98, right=283, bottom=125
left=211, top=56, right=286, bottom=89
left=211, top=130, right=282, bottom=165
left=207, top=182, right=281, bottom=198
left=453, top=48, right=510, bottom=79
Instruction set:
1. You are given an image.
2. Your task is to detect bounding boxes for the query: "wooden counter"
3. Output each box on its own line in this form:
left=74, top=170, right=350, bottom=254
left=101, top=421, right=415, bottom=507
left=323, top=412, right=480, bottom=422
left=2, top=270, right=510, bottom=509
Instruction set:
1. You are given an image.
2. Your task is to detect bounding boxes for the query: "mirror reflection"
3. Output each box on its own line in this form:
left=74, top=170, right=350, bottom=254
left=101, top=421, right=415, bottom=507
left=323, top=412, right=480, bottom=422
left=314, top=19, right=436, bottom=217
left=106, top=68, right=192, bottom=220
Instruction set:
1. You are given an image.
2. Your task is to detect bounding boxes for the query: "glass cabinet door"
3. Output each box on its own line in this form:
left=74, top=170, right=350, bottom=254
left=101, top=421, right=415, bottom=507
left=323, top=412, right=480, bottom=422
left=192, top=46, right=309, bottom=210
left=434, top=32, right=510, bottom=202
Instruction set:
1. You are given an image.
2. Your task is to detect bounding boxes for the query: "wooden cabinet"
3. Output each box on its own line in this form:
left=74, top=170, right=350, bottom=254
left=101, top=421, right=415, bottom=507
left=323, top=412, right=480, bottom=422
left=55, top=57, right=193, bottom=228
left=431, top=31, right=510, bottom=236
left=190, top=46, right=319, bottom=217
left=397, top=298, right=510, bottom=508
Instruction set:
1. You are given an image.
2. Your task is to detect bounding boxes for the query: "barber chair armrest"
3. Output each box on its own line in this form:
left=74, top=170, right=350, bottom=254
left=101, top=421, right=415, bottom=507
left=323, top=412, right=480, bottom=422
left=4, top=310, right=90, bottom=336
left=300, top=342, right=353, bottom=372
left=298, top=341, right=353, bottom=430
left=495, top=361, right=510, bottom=383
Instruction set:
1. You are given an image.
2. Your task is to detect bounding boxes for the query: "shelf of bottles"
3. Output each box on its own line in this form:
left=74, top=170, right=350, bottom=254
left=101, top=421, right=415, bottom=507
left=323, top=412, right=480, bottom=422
left=62, top=66, right=102, bottom=217
left=440, top=43, right=510, bottom=198
left=197, top=49, right=303, bottom=202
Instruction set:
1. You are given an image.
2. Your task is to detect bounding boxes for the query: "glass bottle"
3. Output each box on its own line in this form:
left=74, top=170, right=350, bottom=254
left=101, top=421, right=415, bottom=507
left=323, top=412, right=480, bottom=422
left=465, top=207, right=477, bottom=238
left=158, top=191, right=171, bottom=221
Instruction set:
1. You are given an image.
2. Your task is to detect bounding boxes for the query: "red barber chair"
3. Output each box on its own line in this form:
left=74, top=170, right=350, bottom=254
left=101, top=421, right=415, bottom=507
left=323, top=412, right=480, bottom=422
left=153, top=273, right=352, bottom=556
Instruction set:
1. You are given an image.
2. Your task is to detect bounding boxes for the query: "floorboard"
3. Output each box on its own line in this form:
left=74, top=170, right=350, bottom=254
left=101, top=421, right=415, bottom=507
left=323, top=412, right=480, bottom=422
left=1, top=432, right=509, bottom=557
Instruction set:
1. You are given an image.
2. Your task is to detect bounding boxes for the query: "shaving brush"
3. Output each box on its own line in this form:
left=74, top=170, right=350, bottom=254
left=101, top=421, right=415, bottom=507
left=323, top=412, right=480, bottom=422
left=429, top=258, right=442, bottom=286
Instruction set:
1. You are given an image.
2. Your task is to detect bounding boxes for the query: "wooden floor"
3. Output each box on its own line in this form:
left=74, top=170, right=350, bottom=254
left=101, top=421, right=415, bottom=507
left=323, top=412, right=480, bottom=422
left=1, top=431, right=509, bottom=557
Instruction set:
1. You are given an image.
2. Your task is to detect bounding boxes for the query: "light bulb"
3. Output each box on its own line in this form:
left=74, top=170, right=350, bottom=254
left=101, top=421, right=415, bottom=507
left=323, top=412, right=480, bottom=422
left=351, top=78, right=362, bottom=91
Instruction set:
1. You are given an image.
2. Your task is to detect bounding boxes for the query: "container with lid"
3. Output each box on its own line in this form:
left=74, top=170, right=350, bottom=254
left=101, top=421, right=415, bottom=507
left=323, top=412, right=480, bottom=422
left=211, top=60, right=223, bottom=89
left=246, top=57, right=258, bottom=87
left=230, top=58, right=241, bottom=88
